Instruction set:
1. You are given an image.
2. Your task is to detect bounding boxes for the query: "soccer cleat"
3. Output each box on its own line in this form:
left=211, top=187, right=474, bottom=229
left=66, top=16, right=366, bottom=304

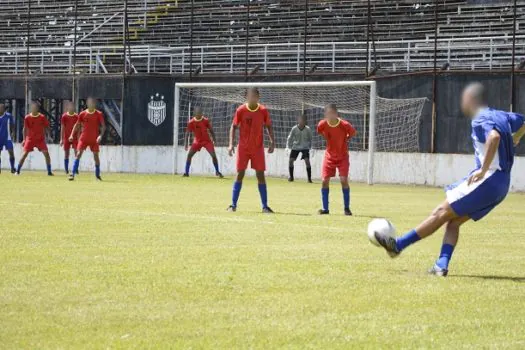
left=96, top=176, right=103, bottom=181
left=344, top=208, right=353, bottom=216
left=262, top=206, right=274, bottom=214
left=11, top=168, right=16, bottom=174
left=74, top=170, right=79, bottom=175
left=318, top=209, right=330, bottom=215
left=182, top=173, right=189, bottom=177
left=288, top=177, right=294, bottom=182
left=48, top=172, right=54, bottom=176
left=308, top=179, right=313, bottom=183
left=68, top=174, right=75, bottom=181
left=227, top=205, right=237, bottom=212
left=428, top=264, right=448, bottom=277
left=374, top=231, right=400, bottom=258
left=216, top=172, right=224, bottom=178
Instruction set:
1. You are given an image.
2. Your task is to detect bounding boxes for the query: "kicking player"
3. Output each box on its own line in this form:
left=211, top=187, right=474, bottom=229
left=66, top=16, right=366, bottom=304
left=227, top=88, right=275, bottom=213
left=183, top=106, right=223, bottom=178
left=286, top=113, right=313, bottom=183
left=373, top=82, right=525, bottom=276
left=0, top=103, right=16, bottom=174
left=69, top=97, right=106, bottom=181
left=317, top=104, right=357, bottom=216
left=17, top=101, right=53, bottom=176
left=60, top=101, right=79, bottom=174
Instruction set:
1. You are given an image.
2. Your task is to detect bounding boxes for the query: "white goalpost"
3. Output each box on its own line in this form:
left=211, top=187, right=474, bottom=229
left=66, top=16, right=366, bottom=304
left=173, top=81, right=426, bottom=185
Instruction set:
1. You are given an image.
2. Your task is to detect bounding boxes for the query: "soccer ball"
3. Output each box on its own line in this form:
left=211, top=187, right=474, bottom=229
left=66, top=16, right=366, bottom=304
left=367, top=218, right=396, bottom=246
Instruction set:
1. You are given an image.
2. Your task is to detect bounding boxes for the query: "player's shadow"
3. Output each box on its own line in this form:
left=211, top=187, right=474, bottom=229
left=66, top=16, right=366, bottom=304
left=276, top=212, right=313, bottom=217
left=450, top=274, right=525, bottom=283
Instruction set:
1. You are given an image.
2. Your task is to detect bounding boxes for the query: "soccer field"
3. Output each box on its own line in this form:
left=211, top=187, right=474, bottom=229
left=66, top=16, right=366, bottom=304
left=1, top=173, right=524, bottom=349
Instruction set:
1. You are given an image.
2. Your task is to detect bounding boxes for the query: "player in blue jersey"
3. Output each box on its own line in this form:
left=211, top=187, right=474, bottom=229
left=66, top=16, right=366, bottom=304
left=0, top=103, right=16, bottom=174
left=373, top=82, right=525, bottom=276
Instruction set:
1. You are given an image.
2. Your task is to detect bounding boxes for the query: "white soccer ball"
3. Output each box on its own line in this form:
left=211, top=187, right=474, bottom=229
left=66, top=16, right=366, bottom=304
left=367, top=218, right=396, bottom=246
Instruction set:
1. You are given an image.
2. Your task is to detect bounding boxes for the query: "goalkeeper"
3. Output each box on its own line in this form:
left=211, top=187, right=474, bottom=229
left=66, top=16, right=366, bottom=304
left=286, top=114, right=313, bottom=183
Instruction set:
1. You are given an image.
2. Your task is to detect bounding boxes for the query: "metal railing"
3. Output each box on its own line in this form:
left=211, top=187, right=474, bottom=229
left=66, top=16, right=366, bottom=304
left=1, top=35, right=523, bottom=75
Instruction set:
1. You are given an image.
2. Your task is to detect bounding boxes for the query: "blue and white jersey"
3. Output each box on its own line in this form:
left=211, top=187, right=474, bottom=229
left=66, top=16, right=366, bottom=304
left=471, top=108, right=524, bottom=173
left=0, top=112, right=14, bottom=141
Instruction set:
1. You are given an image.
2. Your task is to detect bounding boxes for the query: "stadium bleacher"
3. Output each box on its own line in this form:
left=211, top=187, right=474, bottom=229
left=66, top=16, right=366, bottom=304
left=0, top=0, right=523, bottom=74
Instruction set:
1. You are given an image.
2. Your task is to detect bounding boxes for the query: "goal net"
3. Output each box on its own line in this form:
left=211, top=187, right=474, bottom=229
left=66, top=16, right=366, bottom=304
left=174, top=82, right=426, bottom=184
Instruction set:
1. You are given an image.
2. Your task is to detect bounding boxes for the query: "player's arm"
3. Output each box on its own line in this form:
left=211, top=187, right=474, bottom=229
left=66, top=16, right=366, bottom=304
left=208, top=123, right=217, bottom=144
left=513, top=124, right=525, bottom=146
left=228, top=123, right=237, bottom=156
left=286, top=127, right=295, bottom=150
left=22, top=122, right=27, bottom=145
left=306, top=126, right=313, bottom=149
left=266, top=123, right=275, bottom=154
left=509, top=112, right=525, bottom=146
left=97, top=121, right=106, bottom=144
left=468, top=129, right=500, bottom=185
left=69, top=121, right=81, bottom=142
left=60, top=117, right=65, bottom=145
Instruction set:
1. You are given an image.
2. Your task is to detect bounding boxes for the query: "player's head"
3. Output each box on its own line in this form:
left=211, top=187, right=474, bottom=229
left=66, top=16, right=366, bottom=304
left=0, top=103, right=5, bottom=115
left=461, top=82, right=488, bottom=118
left=194, top=106, right=203, bottom=118
left=86, top=97, right=97, bottom=110
left=298, top=113, right=307, bottom=127
left=30, top=101, right=40, bottom=114
left=324, top=103, right=339, bottom=122
left=66, top=100, right=75, bottom=113
left=246, top=87, right=260, bottom=105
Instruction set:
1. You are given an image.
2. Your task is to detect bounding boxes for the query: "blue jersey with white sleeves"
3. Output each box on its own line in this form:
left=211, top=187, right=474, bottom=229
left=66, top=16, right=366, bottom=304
left=471, top=108, right=524, bottom=173
left=0, top=112, right=14, bottom=141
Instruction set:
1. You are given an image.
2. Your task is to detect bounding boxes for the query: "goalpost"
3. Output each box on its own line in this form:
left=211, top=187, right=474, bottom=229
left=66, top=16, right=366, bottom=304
left=173, top=81, right=426, bottom=185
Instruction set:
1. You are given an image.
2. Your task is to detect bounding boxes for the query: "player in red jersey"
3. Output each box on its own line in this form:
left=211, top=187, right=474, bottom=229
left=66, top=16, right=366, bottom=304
left=317, top=104, right=357, bottom=216
left=16, top=101, right=53, bottom=176
left=183, top=106, right=223, bottom=178
left=227, top=88, right=275, bottom=213
left=60, top=101, right=79, bottom=174
left=68, top=97, right=106, bottom=181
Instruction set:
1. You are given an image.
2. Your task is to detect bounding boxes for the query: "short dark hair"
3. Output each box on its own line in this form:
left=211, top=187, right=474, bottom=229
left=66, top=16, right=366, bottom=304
left=246, top=87, right=260, bottom=96
left=325, top=103, right=338, bottom=112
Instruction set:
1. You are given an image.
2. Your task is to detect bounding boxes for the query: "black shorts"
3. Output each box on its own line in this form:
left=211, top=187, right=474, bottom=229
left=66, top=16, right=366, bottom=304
left=290, top=149, right=310, bottom=160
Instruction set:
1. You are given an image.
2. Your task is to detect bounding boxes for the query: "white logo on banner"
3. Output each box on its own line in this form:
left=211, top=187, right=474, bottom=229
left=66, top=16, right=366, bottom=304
left=147, top=93, right=166, bottom=126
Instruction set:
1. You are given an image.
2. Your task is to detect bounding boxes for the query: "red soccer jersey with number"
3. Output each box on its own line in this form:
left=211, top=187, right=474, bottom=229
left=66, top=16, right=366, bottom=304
left=61, top=112, right=79, bottom=141
left=186, top=117, right=212, bottom=144
left=24, top=114, right=49, bottom=143
left=317, top=119, right=357, bottom=160
left=233, top=103, right=271, bottom=152
left=78, top=109, right=105, bottom=143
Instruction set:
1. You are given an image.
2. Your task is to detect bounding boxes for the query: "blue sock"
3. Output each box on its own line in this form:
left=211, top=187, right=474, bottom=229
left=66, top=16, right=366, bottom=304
left=342, top=188, right=350, bottom=209
left=64, top=159, right=69, bottom=173
left=395, top=229, right=421, bottom=252
left=213, top=160, right=220, bottom=174
left=16, top=163, right=22, bottom=174
left=258, top=183, right=268, bottom=209
left=321, top=188, right=329, bottom=211
left=232, top=181, right=242, bottom=208
left=436, top=244, right=455, bottom=270
left=185, top=161, right=191, bottom=175
left=95, top=165, right=101, bottom=177
left=72, top=159, right=80, bottom=175
left=46, top=164, right=52, bottom=175
left=10, top=157, right=15, bottom=171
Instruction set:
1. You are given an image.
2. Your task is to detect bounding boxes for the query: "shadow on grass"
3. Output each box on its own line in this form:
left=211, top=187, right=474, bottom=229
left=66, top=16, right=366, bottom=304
left=450, top=274, right=525, bottom=282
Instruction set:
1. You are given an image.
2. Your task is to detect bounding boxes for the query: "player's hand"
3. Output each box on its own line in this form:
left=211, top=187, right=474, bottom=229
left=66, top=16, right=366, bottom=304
left=68, top=136, right=74, bottom=143
left=285, top=148, right=290, bottom=155
left=268, top=142, right=275, bottom=154
left=96, top=136, right=102, bottom=144
left=59, top=140, right=63, bottom=146
left=467, top=169, right=486, bottom=186
left=513, top=134, right=521, bottom=147
left=228, top=145, right=235, bottom=157
left=184, top=145, right=189, bottom=151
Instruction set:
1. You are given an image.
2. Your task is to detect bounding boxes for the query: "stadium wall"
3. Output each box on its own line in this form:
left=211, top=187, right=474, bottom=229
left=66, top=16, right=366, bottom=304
left=4, top=144, right=525, bottom=192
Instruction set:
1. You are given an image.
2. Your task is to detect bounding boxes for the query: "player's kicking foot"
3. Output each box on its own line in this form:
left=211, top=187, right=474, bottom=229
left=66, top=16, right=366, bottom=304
left=318, top=209, right=330, bottom=215
left=428, top=264, right=448, bottom=277
left=216, top=172, right=224, bottom=178
left=227, top=205, right=237, bottom=212
left=374, top=231, right=400, bottom=258
left=344, top=208, right=353, bottom=216
left=182, top=173, right=189, bottom=177
left=262, top=206, right=274, bottom=214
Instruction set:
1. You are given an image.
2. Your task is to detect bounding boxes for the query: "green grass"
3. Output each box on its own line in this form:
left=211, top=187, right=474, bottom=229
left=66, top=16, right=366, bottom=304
left=1, top=172, right=525, bottom=349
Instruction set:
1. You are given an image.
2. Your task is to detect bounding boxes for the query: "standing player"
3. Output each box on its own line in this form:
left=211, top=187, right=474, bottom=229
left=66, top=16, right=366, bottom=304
left=0, top=103, right=16, bottom=174
left=286, top=113, right=313, bottom=183
left=68, top=97, right=106, bottom=181
left=60, top=101, right=79, bottom=174
left=373, top=82, right=525, bottom=277
left=183, top=106, right=223, bottom=178
left=317, top=104, right=357, bottom=216
left=16, top=101, right=53, bottom=176
left=227, top=88, right=275, bottom=213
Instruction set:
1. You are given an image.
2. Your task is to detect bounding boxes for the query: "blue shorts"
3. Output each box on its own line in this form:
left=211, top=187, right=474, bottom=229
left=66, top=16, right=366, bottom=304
left=0, top=140, right=13, bottom=151
left=445, top=170, right=510, bottom=221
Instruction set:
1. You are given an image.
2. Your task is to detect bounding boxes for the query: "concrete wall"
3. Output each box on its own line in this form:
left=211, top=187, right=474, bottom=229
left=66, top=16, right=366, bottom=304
left=3, top=144, right=525, bottom=192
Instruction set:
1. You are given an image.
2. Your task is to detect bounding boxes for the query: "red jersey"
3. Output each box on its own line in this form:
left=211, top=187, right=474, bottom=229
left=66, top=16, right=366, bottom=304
left=78, top=109, right=105, bottom=143
left=317, top=119, right=357, bottom=160
left=186, top=117, right=212, bottom=144
left=24, top=114, right=49, bottom=143
left=61, top=112, right=79, bottom=141
left=233, top=103, right=271, bottom=152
